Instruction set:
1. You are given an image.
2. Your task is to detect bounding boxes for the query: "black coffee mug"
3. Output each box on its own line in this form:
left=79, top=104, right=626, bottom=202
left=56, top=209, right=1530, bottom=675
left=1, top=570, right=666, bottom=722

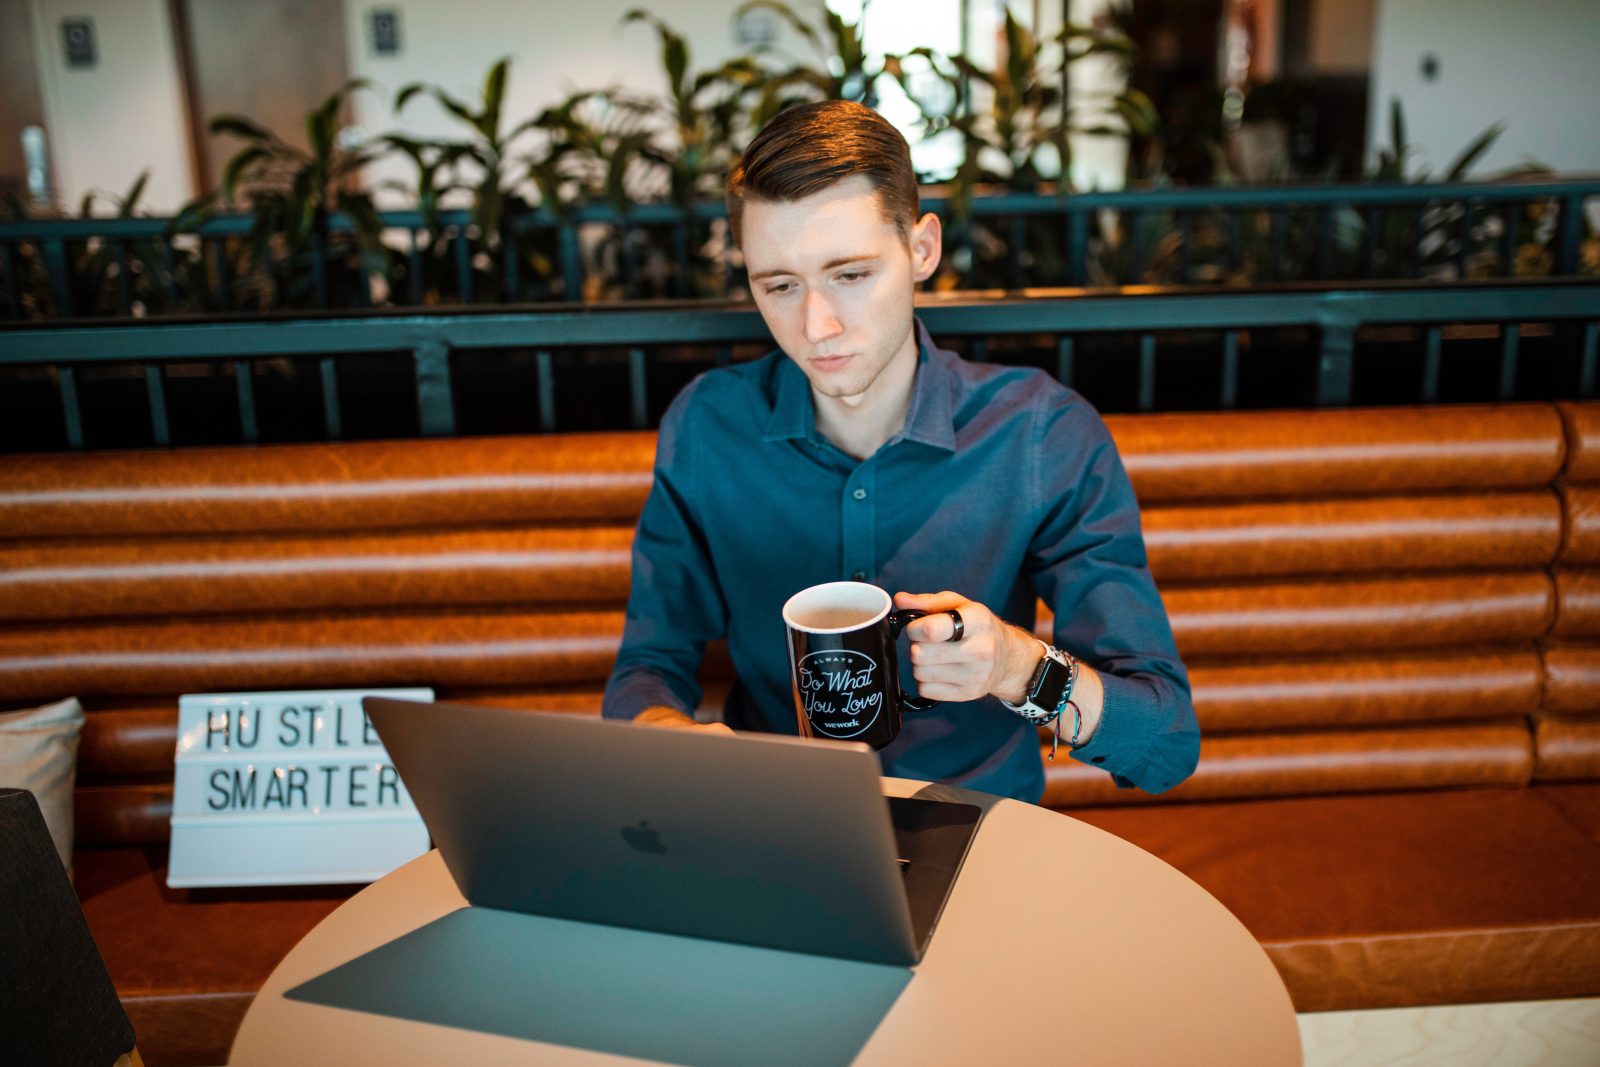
left=782, top=581, right=939, bottom=750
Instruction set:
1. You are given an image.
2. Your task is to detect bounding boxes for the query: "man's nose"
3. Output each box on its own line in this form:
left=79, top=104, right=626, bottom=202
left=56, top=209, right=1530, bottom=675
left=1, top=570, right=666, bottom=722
left=802, top=290, right=843, bottom=345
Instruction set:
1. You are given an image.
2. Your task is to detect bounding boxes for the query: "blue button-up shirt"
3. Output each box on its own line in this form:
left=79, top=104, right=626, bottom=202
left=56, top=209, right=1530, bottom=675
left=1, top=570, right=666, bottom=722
left=603, top=320, right=1198, bottom=801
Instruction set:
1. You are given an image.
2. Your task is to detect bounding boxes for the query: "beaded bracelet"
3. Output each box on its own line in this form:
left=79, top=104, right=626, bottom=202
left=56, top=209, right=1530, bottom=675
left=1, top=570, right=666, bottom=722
left=1045, top=652, right=1081, bottom=761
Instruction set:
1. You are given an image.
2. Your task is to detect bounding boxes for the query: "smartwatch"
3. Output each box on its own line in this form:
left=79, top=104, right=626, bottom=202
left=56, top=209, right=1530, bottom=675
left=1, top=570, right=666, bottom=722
left=1000, top=641, right=1077, bottom=725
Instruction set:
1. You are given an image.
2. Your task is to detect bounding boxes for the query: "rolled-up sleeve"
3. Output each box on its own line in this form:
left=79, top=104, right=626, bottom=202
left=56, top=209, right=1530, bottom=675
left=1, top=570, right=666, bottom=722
left=1026, top=401, right=1199, bottom=794
left=602, top=384, right=729, bottom=721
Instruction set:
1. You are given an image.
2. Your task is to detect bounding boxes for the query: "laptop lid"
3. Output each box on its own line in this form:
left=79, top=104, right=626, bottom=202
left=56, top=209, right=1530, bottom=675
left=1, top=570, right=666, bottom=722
left=364, top=697, right=929, bottom=966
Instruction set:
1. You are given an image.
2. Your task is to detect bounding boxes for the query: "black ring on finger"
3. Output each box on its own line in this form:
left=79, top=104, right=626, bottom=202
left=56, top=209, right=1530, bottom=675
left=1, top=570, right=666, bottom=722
left=946, top=609, right=965, bottom=642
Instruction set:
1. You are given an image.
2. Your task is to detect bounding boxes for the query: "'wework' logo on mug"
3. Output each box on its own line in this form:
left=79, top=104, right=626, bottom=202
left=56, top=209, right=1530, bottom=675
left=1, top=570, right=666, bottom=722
left=797, top=650, right=884, bottom=738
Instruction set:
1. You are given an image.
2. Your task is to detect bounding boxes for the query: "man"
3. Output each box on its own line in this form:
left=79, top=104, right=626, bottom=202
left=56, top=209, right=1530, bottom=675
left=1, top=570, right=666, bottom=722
left=602, top=100, right=1198, bottom=801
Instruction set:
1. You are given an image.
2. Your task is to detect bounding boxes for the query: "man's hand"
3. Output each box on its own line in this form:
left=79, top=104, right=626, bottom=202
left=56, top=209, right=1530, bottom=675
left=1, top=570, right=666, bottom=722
left=893, top=591, right=1041, bottom=704
left=634, top=705, right=735, bottom=735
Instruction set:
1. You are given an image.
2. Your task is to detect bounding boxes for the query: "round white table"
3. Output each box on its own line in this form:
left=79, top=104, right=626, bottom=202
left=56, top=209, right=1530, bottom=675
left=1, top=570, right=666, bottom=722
left=231, top=779, right=1300, bottom=1065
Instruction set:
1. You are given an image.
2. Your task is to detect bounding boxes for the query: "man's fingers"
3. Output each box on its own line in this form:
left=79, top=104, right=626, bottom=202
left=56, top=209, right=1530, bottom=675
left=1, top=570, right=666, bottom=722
left=910, top=638, right=987, bottom=665
left=895, top=590, right=965, bottom=613
left=912, top=662, right=975, bottom=687
left=907, top=611, right=962, bottom=643
left=912, top=679, right=981, bottom=702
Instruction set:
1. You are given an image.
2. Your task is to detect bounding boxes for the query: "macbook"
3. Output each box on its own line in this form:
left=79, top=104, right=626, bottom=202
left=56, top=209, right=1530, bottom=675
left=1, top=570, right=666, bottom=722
left=362, top=697, right=980, bottom=966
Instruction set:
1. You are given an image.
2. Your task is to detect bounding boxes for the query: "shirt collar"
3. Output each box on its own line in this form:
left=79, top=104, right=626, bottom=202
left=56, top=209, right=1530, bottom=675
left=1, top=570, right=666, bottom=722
left=761, top=316, right=958, bottom=452
left=898, top=318, right=958, bottom=452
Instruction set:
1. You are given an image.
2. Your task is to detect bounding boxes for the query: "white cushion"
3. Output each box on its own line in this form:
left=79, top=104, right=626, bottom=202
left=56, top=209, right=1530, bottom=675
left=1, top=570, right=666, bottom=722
left=0, top=697, right=85, bottom=870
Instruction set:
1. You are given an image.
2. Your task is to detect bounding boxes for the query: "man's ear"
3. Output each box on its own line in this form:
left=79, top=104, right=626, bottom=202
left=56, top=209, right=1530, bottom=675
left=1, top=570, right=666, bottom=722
left=909, top=211, right=943, bottom=283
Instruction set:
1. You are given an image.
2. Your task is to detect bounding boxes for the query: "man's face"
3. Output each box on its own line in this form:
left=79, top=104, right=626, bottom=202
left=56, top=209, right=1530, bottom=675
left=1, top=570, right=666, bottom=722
left=741, top=175, right=941, bottom=404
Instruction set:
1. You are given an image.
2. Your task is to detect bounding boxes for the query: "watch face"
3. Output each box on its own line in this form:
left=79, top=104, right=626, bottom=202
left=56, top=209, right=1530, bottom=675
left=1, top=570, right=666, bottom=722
left=1034, top=651, right=1073, bottom=709
left=1027, top=654, right=1051, bottom=698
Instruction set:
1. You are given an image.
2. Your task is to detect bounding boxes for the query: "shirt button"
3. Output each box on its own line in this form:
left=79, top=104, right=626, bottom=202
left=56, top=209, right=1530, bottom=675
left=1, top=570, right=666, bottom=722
left=852, top=488, right=868, bottom=501
left=1091, top=756, right=1106, bottom=764
left=852, top=571, right=867, bottom=581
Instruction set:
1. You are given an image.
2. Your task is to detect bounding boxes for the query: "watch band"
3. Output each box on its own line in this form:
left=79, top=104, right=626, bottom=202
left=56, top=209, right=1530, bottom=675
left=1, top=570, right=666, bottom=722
left=1000, top=642, right=1078, bottom=725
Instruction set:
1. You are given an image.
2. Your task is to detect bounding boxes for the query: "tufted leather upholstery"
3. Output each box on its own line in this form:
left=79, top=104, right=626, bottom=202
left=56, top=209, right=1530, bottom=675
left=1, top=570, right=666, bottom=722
left=1073, top=788, right=1600, bottom=1011
left=1536, top=404, right=1600, bottom=788
left=5, top=401, right=1600, bottom=1064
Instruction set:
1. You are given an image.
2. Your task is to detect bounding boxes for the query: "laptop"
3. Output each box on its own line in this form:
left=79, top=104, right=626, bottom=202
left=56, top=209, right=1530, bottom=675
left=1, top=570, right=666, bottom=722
left=362, top=697, right=980, bottom=966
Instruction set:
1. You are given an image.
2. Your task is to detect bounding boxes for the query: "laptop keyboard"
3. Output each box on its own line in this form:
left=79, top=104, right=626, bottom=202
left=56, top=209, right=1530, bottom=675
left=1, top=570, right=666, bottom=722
left=885, top=796, right=982, bottom=954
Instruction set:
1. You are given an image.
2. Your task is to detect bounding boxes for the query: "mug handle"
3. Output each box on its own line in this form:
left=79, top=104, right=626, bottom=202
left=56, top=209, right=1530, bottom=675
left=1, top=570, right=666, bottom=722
left=888, top=609, right=940, bottom=712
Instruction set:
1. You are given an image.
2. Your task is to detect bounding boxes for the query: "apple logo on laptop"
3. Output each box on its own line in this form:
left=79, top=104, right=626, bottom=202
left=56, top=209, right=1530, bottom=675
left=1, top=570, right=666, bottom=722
left=621, top=820, right=667, bottom=855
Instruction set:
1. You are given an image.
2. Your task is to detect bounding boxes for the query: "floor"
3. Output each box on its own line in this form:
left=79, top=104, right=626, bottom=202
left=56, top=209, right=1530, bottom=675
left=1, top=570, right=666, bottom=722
left=1298, top=998, right=1600, bottom=1066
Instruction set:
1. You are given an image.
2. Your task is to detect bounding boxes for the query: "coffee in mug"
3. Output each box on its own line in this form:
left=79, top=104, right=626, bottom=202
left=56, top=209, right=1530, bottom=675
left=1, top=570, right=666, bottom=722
left=781, top=581, right=938, bottom=750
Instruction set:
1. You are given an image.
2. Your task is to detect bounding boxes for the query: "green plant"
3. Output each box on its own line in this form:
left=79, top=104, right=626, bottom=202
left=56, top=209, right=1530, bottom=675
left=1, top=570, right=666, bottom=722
left=907, top=11, right=1152, bottom=198
left=519, top=88, right=667, bottom=300
left=892, top=10, right=1154, bottom=287
left=1081, top=98, right=1535, bottom=287
left=74, top=170, right=204, bottom=315
left=1362, top=98, right=1507, bottom=278
left=210, top=79, right=391, bottom=308
left=378, top=133, right=472, bottom=302
left=543, top=10, right=760, bottom=300
left=1369, top=98, right=1502, bottom=185
left=0, top=191, right=52, bottom=319
left=527, top=89, right=661, bottom=211
left=733, top=1, right=887, bottom=127
left=389, top=57, right=573, bottom=302
left=621, top=10, right=762, bottom=205
left=2, top=173, right=212, bottom=318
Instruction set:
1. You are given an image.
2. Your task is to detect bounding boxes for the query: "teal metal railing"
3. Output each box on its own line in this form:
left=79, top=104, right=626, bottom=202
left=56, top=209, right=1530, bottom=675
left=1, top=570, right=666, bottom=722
left=2, top=180, right=1596, bottom=319
left=3, top=279, right=1597, bottom=451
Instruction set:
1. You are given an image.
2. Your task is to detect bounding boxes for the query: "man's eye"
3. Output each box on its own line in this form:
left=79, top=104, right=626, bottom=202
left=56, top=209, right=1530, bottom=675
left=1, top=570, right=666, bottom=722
left=837, top=270, right=871, bottom=283
left=762, top=282, right=795, bottom=295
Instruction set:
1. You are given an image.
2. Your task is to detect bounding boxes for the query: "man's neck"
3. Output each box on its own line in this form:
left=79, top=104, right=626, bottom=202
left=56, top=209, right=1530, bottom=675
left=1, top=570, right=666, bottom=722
left=812, top=332, right=920, bottom=461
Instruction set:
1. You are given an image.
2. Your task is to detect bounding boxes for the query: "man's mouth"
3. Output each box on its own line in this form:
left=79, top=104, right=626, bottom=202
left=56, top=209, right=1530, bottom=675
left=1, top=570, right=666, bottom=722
left=809, top=353, right=853, bottom=371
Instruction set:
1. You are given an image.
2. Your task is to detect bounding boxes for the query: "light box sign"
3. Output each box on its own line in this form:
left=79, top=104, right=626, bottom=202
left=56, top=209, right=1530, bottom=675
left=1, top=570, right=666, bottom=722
left=168, top=688, right=433, bottom=888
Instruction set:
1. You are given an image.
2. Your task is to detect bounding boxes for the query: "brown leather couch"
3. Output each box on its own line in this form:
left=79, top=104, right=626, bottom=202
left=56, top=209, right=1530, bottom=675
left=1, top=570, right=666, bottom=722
left=4, top=402, right=1600, bottom=1066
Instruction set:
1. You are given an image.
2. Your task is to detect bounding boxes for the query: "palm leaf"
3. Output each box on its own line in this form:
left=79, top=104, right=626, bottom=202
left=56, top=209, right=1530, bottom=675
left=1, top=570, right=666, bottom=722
left=1112, top=89, right=1160, bottom=136
left=946, top=54, right=997, bottom=89
left=119, top=171, right=150, bottom=216
left=220, top=146, right=271, bottom=200
left=824, top=9, right=864, bottom=73
left=1071, top=35, right=1136, bottom=60
left=622, top=10, right=689, bottom=100
left=1003, top=10, right=1034, bottom=89
left=331, top=150, right=379, bottom=180
left=336, top=191, right=386, bottom=247
left=663, top=30, right=690, bottom=102
left=471, top=172, right=504, bottom=238
left=209, top=114, right=277, bottom=143
left=318, top=78, right=372, bottom=127
left=395, top=83, right=426, bottom=112
left=694, top=57, right=762, bottom=95
left=381, top=134, right=432, bottom=163
left=288, top=169, right=316, bottom=244
left=306, top=107, right=334, bottom=161
left=482, top=58, right=510, bottom=137
left=1444, top=123, right=1503, bottom=182
left=167, top=196, right=216, bottom=235
left=431, top=89, right=478, bottom=130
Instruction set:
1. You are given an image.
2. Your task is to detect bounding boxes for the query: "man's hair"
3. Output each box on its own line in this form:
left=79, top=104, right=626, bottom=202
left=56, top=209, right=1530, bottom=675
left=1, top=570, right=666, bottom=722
left=726, top=100, right=918, bottom=247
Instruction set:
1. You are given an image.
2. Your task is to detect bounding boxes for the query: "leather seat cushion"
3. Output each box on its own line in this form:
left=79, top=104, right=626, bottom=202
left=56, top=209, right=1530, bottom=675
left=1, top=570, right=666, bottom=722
left=1071, top=787, right=1600, bottom=1012
left=1538, top=783, right=1600, bottom=848
left=75, top=846, right=354, bottom=1067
